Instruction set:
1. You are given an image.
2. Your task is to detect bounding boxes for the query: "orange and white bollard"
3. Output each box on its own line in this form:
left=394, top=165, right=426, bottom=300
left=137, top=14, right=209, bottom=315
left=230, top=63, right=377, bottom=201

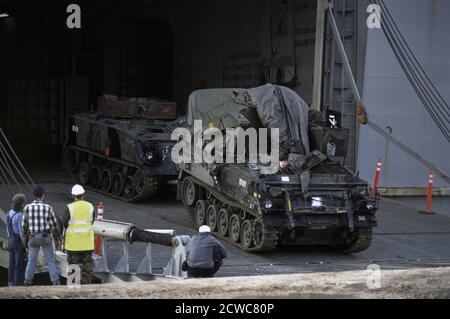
left=421, top=170, right=435, bottom=215
left=371, top=158, right=383, bottom=200
left=97, top=202, right=104, bottom=220
left=95, top=202, right=105, bottom=255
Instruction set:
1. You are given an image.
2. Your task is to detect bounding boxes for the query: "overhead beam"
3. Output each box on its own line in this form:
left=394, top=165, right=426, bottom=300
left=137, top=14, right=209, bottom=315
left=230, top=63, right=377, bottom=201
left=327, top=8, right=362, bottom=104
left=312, top=0, right=331, bottom=110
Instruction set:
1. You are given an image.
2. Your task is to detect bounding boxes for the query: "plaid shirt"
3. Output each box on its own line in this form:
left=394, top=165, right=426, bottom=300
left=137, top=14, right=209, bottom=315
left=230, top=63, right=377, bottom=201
left=22, top=200, right=60, bottom=240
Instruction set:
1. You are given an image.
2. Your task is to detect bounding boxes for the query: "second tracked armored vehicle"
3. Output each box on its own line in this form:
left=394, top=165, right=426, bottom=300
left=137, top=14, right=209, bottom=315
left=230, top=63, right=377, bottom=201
left=177, top=84, right=377, bottom=253
left=64, top=95, right=181, bottom=202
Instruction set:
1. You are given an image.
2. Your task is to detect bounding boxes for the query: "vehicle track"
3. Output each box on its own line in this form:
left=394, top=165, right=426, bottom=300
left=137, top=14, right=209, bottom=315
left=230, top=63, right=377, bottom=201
left=183, top=176, right=280, bottom=252
left=64, top=146, right=159, bottom=203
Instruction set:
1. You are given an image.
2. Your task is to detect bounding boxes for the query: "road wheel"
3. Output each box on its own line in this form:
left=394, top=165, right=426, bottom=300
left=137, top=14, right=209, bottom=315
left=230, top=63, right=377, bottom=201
left=206, top=204, right=219, bottom=231
left=121, top=165, right=129, bottom=175
left=229, top=214, right=241, bottom=243
left=78, top=162, right=90, bottom=185
left=134, top=170, right=146, bottom=195
left=182, top=178, right=198, bottom=207
left=112, top=173, right=125, bottom=196
left=89, top=166, right=101, bottom=188
left=335, top=228, right=373, bottom=254
left=240, top=219, right=254, bottom=249
left=194, top=200, right=207, bottom=227
left=100, top=169, right=112, bottom=192
left=253, top=219, right=264, bottom=248
left=64, top=149, right=80, bottom=173
left=123, top=176, right=134, bottom=198
left=218, top=208, right=230, bottom=237
left=87, top=153, right=96, bottom=164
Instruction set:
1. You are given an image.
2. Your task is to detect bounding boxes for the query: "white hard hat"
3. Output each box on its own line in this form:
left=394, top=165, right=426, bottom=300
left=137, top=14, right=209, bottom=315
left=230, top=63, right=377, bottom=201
left=71, top=184, right=85, bottom=196
left=199, top=225, right=211, bottom=233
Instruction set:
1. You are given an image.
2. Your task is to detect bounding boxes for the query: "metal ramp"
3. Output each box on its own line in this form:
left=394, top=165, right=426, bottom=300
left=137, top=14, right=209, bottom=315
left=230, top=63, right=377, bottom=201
left=90, top=238, right=159, bottom=283
left=69, top=229, right=189, bottom=284
left=88, top=233, right=190, bottom=283
left=1, top=212, right=190, bottom=285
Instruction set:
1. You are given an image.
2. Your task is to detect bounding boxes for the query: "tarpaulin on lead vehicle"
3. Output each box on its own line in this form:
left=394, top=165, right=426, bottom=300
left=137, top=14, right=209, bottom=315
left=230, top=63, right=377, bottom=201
left=188, top=85, right=310, bottom=154
left=187, top=84, right=311, bottom=191
left=187, top=88, right=247, bottom=127
left=247, top=84, right=309, bottom=156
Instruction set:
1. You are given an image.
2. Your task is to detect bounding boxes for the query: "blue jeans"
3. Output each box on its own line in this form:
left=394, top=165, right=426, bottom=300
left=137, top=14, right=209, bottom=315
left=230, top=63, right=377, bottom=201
left=24, top=233, right=60, bottom=284
left=8, top=237, right=26, bottom=286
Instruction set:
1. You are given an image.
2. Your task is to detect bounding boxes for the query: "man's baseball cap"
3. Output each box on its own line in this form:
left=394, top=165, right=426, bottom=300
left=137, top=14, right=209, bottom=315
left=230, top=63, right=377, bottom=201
left=32, top=185, right=46, bottom=197
left=199, top=225, right=211, bottom=233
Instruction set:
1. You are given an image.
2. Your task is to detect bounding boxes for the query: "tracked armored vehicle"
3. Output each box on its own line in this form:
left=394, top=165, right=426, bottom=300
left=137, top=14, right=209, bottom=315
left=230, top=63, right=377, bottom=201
left=177, top=85, right=377, bottom=253
left=64, top=95, right=180, bottom=202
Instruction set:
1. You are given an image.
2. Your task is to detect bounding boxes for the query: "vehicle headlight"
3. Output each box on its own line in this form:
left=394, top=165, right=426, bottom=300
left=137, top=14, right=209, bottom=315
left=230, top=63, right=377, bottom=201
left=146, top=152, right=154, bottom=161
left=264, top=200, right=273, bottom=209
left=311, top=197, right=323, bottom=208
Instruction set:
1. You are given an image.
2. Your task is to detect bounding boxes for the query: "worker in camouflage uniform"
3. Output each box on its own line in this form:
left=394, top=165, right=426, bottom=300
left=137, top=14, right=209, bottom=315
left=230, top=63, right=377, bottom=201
left=61, top=184, right=95, bottom=284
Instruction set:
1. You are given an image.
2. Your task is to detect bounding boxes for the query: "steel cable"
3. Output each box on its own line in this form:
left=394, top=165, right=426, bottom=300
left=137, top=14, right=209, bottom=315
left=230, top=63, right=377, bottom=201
left=0, top=169, right=11, bottom=196
left=376, top=0, right=450, bottom=126
left=0, top=158, right=15, bottom=196
left=0, top=146, right=21, bottom=193
left=383, top=28, right=450, bottom=140
left=369, top=0, right=450, bottom=142
left=380, top=13, right=450, bottom=141
left=374, top=0, right=450, bottom=124
left=0, top=127, right=35, bottom=186
left=374, top=0, right=450, bottom=136
left=377, top=0, right=450, bottom=120
left=0, top=137, right=33, bottom=193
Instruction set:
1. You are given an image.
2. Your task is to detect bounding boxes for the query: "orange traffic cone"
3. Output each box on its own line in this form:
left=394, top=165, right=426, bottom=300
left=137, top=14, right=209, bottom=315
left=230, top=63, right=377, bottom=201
left=371, top=158, right=383, bottom=200
left=95, top=202, right=104, bottom=255
left=420, top=170, right=436, bottom=215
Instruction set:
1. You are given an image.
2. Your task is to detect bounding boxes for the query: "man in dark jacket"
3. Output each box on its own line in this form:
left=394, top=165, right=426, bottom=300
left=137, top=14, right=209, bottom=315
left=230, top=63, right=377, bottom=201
left=184, top=225, right=228, bottom=278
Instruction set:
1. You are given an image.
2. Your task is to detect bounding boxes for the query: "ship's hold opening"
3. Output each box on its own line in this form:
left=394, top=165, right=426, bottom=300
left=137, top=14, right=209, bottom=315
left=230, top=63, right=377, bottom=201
left=0, top=0, right=174, bottom=166
left=0, top=0, right=323, bottom=169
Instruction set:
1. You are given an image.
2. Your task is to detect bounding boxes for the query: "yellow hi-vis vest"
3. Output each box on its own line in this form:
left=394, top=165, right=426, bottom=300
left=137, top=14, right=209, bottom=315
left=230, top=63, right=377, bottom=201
left=64, top=200, right=94, bottom=251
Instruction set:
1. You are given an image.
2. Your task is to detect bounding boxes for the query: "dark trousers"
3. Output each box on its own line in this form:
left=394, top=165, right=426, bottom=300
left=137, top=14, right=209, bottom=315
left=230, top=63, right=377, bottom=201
left=67, top=251, right=93, bottom=284
left=8, top=238, right=26, bottom=286
left=185, top=261, right=222, bottom=278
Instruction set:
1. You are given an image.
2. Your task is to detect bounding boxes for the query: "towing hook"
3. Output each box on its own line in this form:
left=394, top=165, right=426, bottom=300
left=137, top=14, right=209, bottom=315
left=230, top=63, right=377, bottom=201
left=356, top=105, right=368, bottom=125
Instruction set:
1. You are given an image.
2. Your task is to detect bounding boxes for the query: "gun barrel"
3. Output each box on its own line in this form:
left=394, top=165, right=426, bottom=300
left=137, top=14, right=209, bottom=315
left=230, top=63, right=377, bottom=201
left=93, top=219, right=134, bottom=241
left=93, top=219, right=174, bottom=246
